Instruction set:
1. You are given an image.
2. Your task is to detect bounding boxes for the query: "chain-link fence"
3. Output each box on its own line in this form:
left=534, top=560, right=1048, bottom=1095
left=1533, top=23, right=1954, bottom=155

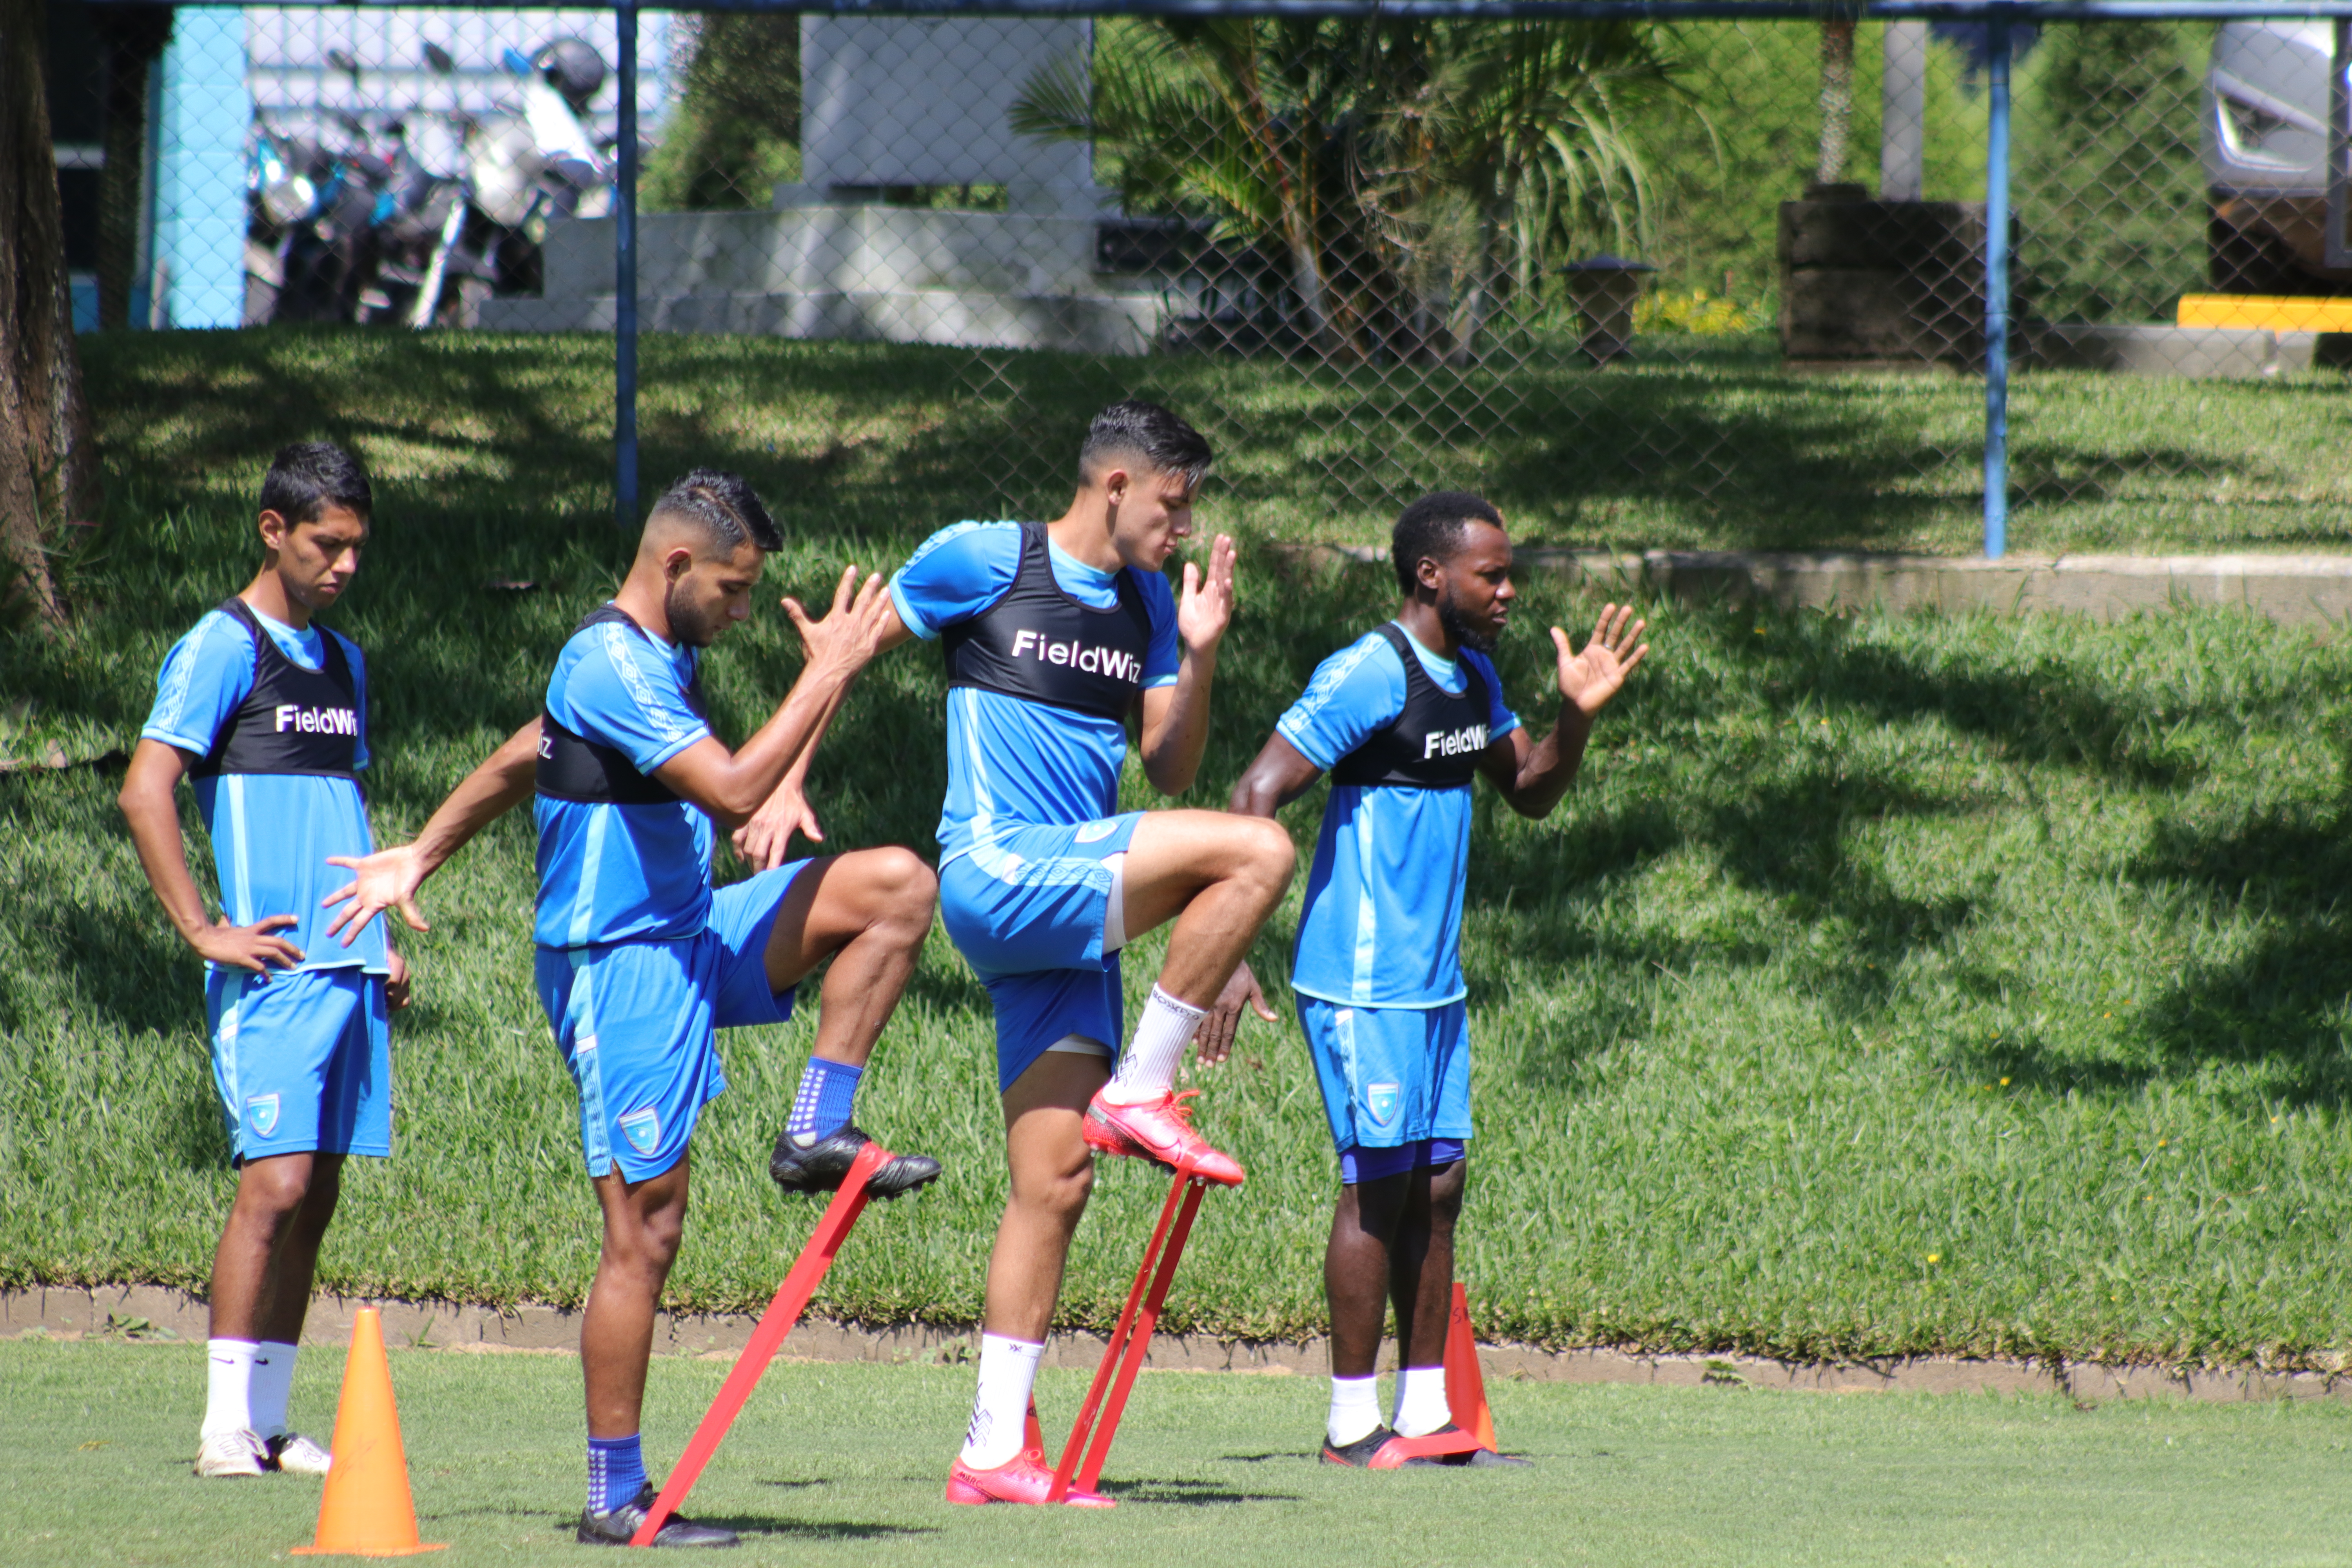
left=47, top=2, right=2352, bottom=554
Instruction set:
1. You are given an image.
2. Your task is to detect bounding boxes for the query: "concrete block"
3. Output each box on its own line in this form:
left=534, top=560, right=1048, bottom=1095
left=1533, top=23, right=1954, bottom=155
left=2025, top=322, right=2282, bottom=379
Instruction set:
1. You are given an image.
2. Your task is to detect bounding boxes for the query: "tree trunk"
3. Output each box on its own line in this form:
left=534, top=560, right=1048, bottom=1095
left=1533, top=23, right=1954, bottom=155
left=1816, top=19, right=1857, bottom=188
left=94, top=6, right=174, bottom=332
left=1, top=0, right=98, bottom=624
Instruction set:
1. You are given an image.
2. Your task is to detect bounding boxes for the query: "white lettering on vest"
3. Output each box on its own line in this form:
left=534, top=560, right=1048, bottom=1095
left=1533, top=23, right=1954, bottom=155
left=1422, top=723, right=1488, bottom=759
left=1007, top=628, right=1142, bottom=685
left=274, top=704, right=358, bottom=737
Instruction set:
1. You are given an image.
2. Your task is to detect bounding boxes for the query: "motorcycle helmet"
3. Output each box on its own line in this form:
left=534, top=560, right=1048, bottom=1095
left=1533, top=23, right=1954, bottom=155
left=532, top=38, right=606, bottom=114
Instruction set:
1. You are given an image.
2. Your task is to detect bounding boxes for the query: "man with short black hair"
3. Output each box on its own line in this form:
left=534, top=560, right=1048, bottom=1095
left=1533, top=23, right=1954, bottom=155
left=325, top=468, right=936, bottom=1546
left=736, top=400, right=1295, bottom=1505
left=119, top=440, right=400, bottom=1479
left=1229, top=490, right=1650, bottom=1468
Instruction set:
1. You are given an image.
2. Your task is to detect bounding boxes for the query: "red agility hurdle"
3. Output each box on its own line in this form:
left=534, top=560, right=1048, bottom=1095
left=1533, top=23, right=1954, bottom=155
left=630, top=1142, right=890, bottom=1546
left=1046, top=1170, right=1210, bottom=1503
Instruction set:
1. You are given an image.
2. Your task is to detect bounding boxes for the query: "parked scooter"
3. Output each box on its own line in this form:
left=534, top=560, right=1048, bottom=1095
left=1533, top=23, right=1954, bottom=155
left=243, top=114, right=394, bottom=325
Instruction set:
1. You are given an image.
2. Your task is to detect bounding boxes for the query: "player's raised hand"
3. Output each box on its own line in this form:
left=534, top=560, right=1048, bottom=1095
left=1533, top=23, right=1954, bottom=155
left=1553, top=602, right=1650, bottom=717
left=1175, top=533, right=1240, bottom=655
left=733, top=776, right=824, bottom=871
left=189, top=913, right=305, bottom=975
left=1197, top=958, right=1278, bottom=1066
left=323, top=844, right=432, bottom=945
left=784, top=565, right=891, bottom=675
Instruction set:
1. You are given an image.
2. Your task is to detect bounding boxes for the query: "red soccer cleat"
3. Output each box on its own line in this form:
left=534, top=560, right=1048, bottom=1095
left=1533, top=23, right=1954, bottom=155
left=945, top=1452, right=1114, bottom=1508
left=1082, top=1089, right=1245, bottom=1186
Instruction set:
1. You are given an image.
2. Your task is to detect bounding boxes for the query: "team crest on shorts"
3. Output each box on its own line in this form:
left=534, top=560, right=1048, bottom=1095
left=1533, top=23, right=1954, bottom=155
left=1074, top=819, right=1119, bottom=844
left=1365, top=1083, right=1400, bottom=1129
left=618, top=1107, right=661, bottom=1157
left=243, top=1093, right=281, bottom=1139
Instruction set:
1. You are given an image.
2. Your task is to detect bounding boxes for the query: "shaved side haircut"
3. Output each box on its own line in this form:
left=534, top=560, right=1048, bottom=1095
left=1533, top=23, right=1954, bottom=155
left=1078, top=400, right=1214, bottom=492
left=1390, top=491, right=1504, bottom=594
left=648, top=469, right=782, bottom=553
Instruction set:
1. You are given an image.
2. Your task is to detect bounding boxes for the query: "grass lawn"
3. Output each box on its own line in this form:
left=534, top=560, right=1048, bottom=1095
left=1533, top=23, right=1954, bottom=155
left=7, top=328, right=2352, bottom=1365
left=10, top=1339, right=2352, bottom=1568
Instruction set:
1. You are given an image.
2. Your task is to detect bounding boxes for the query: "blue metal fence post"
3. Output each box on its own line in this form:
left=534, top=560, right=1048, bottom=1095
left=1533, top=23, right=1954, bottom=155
left=1982, top=5, right=2013, bottom=560
left=615, top=0, right=640, bottom=532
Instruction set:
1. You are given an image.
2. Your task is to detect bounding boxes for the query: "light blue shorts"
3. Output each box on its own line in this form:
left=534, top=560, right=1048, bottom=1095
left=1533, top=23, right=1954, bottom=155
left=1298, top=995, right=1473, bottom=1157
left=534, top=861, right=809, bottom=1181
left=206, top=965, right=390, bottom=1163
left=939, top=813, right=1142, bottom=1091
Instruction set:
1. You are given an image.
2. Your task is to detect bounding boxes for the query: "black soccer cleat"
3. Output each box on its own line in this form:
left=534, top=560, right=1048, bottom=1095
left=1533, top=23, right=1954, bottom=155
left=577, top=1483, right=737, bottom=1548
left=1320, top=1425, right=1402, bottom=1468
left=768, top=1124, right=941, bottom=1200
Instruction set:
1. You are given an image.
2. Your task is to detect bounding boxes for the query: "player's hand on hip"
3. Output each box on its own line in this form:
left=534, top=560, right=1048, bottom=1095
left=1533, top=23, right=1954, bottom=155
left=732, top=779, right=822, bottom=870
left=783, top=565, right=890, bottom=678
left=1176, top=534, right=1240, bottom=656
left=322, top=845, right=432, bottom=945
left=191, top=913, right=304, bottom=975
left=1555, top=603, right=1650, bottom=717
left=1198, top=960, right=1278, bottom=1066
left=384, top=949, right=413, bottom=1011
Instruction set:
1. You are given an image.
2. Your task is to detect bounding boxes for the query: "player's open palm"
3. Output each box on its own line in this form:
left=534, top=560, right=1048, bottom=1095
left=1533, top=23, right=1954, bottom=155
left=322, top=844, right=432, bottom=945
left=784, top=565, right=891, bottom=675
left=1176, top=534, right=1240, bottom=655
left=1554, top=603, right=1650, bottom=717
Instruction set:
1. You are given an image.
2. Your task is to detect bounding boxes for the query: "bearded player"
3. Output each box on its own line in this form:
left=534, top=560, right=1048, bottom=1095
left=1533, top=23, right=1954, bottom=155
left=734, top=401, right=1294, bottom=1505
left=323, top=470, right=938, bottom=1545
left=1230, top=492, right=1649, bottom=1467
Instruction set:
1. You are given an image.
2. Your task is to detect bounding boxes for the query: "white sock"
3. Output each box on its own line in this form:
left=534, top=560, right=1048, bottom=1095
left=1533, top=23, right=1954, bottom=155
left=203, top=1339, right=259, bottom=1439
left=959, top=1333, right=1045, bottom=1469
left=250, top=1341, right=299, bottom=1438
left=1327, top=1375, right=1381, bottom=1447
left=1393, top=1364, right=1452, bottom=1437
left=1102, top=986, right=1205, bottom=1106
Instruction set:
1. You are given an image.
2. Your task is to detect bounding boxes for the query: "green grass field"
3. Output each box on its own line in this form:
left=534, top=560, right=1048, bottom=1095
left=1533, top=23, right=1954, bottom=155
left=10, top=1339, right=2352, bottom=1568
left=7, top=329, right=2352, bottom=1366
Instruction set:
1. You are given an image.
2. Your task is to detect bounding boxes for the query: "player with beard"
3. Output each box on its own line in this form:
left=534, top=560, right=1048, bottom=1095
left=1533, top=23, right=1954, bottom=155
left=1228, top=492, right=1649, bottom=1467
left=321, top=470, right=937, bottom=1546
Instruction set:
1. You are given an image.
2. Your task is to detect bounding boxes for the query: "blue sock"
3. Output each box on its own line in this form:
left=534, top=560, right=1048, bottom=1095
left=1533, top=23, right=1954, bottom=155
left=787, top=1057, right=862, bottom=1143
left=587, top=1433, right=646, bottom=1514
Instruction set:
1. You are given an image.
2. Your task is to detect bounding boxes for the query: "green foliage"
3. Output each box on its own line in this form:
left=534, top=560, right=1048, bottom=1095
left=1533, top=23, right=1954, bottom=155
left=2013, top=22, right=2213, bottom=324
left=642, top=14, right=802, bottom=212
left=1631, top=22, right=1987, bottom=306
left=8, top=332, right=2352, bottom=1363
left=15, top=1341, right=2352, bottom=1566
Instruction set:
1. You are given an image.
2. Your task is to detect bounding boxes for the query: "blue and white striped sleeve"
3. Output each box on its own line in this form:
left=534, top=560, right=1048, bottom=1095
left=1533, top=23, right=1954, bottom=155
left=141, top=611, right=255, bottom=758
left=557, top=626, right=711, bottom=775
left=888, top=521, right=1021, bottom=641
left=1274, top=634, right=1406, bottom=771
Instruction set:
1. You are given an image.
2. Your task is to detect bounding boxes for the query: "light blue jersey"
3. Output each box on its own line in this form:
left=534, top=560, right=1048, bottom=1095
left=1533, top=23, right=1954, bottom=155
left=533, top=609, right=715, bottom=948
left=1279, top=624, right=1519, bottom=1009
left=142, top=605, right=387, bottom=974
left=890, top=521, right=1180, bottom=861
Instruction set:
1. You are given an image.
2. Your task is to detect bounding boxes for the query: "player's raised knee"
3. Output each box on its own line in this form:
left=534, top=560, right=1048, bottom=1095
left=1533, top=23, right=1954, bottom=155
left=1235, top=814, right=1296, bottom=889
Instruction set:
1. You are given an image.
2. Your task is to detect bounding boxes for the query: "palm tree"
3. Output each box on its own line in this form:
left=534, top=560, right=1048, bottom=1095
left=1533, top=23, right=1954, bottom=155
left=1013, top=17, right=1682, bottom=362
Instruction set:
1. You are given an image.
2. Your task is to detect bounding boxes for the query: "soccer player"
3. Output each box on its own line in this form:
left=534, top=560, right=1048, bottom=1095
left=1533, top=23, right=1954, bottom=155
left=733, top=400, right=1295, bottom=1506
left=321, top=471, right=938, bottom=1547
left=1228, top=492, right=1649, bottom=1467
left=117, top=442, right=401, bottom=1479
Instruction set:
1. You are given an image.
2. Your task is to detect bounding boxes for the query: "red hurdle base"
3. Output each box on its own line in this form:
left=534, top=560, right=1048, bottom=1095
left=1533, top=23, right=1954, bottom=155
left=630, top=1142, right=891, bottom=1546
left=1046, top=1170, right=1209, bottom=1503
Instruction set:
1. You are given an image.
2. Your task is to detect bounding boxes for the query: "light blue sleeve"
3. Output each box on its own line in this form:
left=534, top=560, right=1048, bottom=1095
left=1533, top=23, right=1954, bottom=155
left=1274, top=635, right=1407, bottom=771
left=141, top=611, right=256, bottom=757
left=1138, top=570, right=1181, bottom=689
left=556, top=623, right=711, bottom=775
left=1463, top=650, right=1521, bottom=742
left=330, top=631, right=372, bottom=772
left=888, top=521, right=1022, bottom=642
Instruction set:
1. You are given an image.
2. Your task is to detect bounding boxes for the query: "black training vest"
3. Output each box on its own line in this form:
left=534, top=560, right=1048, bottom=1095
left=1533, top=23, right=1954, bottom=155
left=942, top=521, right=1154, bottom=721
left=535, top=604, right=708, bottom=806
left=187, top=597, right=361, bottom=781
left=1327, top=623, right=1493, bottom=789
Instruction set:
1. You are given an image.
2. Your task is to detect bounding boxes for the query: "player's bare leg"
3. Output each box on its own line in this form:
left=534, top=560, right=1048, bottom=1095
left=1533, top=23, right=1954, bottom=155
left=1080, top=809, right=1292, bottom=1185
left=1324, top=1158, right=1466, bottom=1455
left=582, top=1156, right=693, bottom=1441
left=198, top=1151, right=344, bottom=1475
left=760, top=847, right=943, bottom=1198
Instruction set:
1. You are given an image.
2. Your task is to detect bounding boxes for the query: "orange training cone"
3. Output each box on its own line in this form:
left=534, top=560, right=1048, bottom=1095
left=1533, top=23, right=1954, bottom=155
left=1442, top=1282, right=1499, bottom=1453
left=292, top=1307, right=448, bottom=1557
